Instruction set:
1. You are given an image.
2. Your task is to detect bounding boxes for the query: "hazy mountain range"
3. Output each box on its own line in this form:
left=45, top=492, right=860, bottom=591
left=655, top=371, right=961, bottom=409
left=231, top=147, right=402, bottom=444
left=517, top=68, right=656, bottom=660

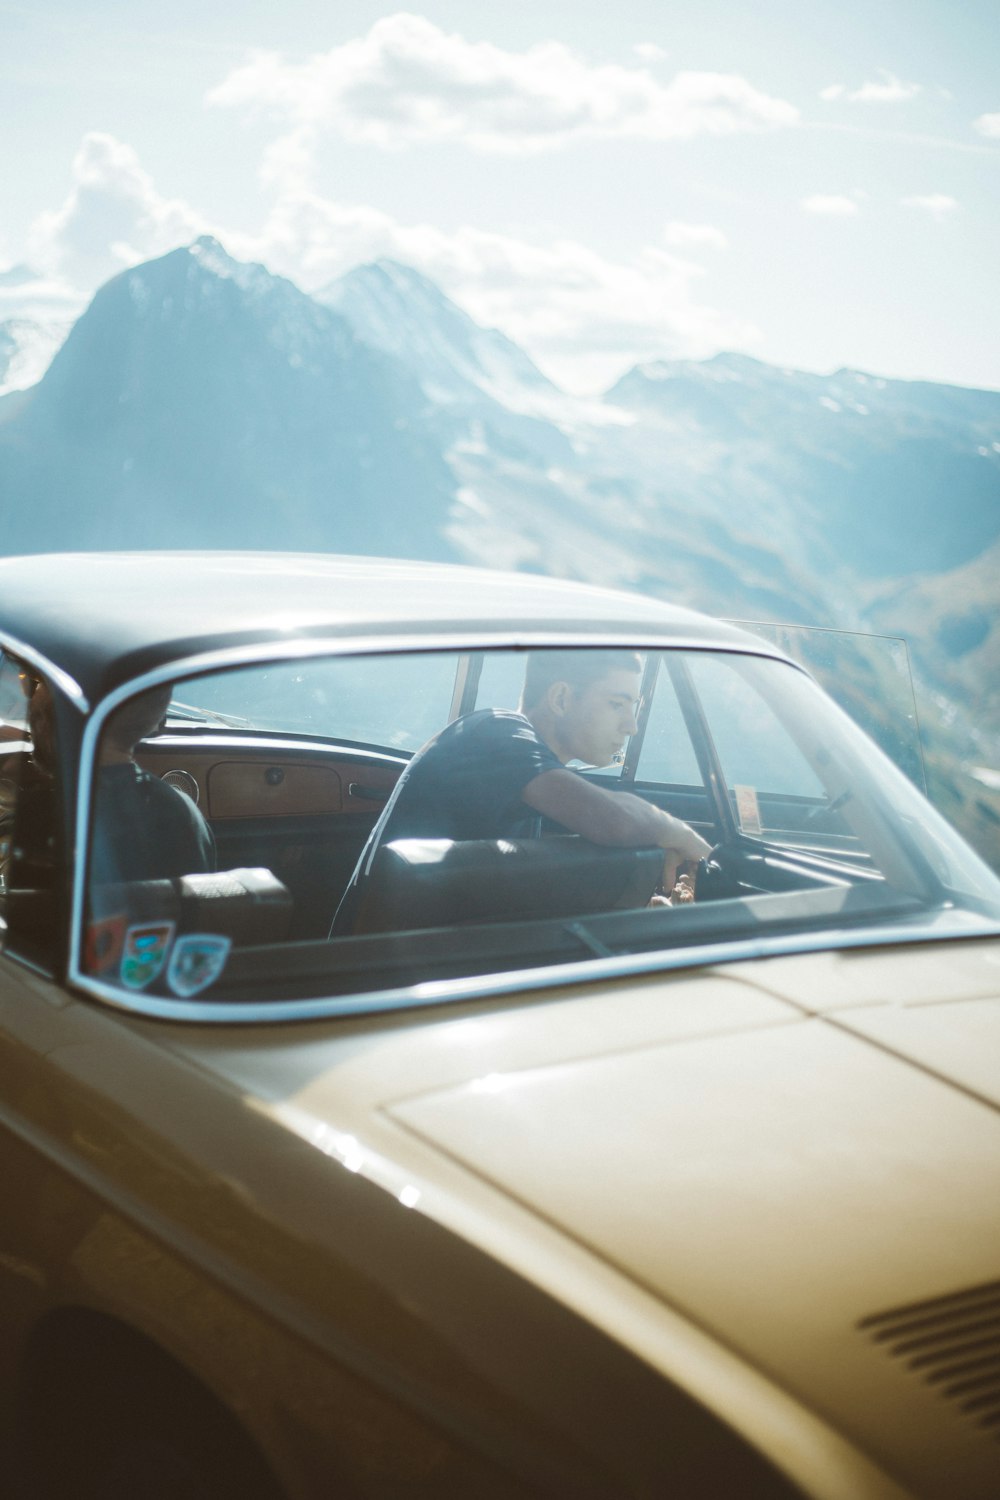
left=1, top=237, right=998, bottom=863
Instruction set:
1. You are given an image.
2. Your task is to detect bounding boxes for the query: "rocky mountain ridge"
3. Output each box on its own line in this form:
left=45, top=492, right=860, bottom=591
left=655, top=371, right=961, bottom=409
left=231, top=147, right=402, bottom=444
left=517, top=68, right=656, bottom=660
left=0, top=237, right=997, bottom=860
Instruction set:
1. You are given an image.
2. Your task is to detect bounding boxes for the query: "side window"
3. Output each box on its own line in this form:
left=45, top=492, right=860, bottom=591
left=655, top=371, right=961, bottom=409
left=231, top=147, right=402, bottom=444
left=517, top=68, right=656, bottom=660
left=171, top=654, right=459, bottom=752
left=474, top=652, right=528, bottom=716
left=686, top=654, right=825, bottom=802
left=0, top=653, right=60, bottom=963
left=634, top=659, right=703, bottom=787
left=83, top=684, right=229, bottom=993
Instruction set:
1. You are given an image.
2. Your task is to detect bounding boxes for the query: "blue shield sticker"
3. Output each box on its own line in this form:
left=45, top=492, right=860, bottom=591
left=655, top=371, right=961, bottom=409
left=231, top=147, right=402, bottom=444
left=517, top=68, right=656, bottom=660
left=167, top=934, right=231, bottom=998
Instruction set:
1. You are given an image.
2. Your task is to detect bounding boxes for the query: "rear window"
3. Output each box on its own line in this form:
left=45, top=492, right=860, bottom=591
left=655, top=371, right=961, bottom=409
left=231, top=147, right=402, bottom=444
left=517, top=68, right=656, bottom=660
left=77, top=645, right=1000, bottom=1016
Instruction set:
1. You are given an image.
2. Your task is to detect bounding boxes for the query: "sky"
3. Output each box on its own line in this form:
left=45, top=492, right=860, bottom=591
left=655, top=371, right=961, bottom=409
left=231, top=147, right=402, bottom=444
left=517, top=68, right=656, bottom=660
left=2, top=0, right=999, bottom=394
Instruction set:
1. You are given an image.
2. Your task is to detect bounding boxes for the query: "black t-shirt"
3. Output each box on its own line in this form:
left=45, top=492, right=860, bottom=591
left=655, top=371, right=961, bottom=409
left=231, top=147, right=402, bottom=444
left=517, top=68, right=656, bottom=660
left=377, top=709, right=562, bottom=843
left=90, top=764, right=216, bottom=886
left=335, top=709, right=563, bottom=932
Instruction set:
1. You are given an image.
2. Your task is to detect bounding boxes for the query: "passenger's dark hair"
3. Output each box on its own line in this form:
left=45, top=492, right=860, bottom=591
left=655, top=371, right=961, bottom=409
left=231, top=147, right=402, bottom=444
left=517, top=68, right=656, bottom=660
left=521, top=650, right=642, bottom=711
left=104, top=685, right=173, bottom=754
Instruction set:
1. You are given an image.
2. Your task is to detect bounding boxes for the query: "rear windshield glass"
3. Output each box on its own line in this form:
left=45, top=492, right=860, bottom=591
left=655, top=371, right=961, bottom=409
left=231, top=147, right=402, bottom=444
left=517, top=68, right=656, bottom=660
left=79, top=646, right=1000, bottom=1013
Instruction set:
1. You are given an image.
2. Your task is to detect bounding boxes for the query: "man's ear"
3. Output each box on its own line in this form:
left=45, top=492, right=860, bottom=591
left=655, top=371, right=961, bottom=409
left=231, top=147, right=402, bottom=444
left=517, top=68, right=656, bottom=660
left=546, top=681, right=574, bottom=717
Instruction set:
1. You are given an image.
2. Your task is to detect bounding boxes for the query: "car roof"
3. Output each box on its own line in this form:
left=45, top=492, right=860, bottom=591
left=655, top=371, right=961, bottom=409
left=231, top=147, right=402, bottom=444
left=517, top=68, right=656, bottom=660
left=0, top=551, right=782, bottom=706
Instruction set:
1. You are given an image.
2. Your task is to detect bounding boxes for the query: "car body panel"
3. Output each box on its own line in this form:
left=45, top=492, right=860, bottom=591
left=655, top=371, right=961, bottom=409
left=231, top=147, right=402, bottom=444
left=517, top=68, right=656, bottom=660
left=389, top=992, right=1000, bottom=1497
left=127, top=940, right=1000, bottom=1498
left=2, top=552, right=999, bottom=1498
left=0, top=552, right=773, bottom=708
left=0, top=951, right=916, bottom=1499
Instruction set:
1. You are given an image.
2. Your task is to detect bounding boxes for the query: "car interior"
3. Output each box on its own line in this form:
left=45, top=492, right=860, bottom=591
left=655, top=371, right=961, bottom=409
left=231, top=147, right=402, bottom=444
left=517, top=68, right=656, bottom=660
left=4, top=642, right=977, bottom=1006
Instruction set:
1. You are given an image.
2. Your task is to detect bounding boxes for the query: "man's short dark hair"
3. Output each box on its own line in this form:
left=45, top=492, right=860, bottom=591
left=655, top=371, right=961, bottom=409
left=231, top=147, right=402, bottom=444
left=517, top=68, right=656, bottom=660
left=521, top=650, right=643, bottom=711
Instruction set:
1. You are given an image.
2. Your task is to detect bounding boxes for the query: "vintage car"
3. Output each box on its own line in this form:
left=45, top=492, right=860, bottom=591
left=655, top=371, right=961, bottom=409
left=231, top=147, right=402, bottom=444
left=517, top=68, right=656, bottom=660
left=1, top=551, right=999, bottom=1500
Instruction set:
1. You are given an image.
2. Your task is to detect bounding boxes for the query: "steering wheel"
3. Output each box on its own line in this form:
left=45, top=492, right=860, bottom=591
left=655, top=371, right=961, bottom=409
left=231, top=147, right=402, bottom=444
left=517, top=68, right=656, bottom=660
left=693, top=843, right=744, bottom=901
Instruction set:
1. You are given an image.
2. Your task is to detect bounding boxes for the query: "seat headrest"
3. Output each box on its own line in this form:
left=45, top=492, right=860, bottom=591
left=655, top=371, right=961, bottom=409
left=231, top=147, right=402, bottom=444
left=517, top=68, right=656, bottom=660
left=351, top=835, right=662, bottom=935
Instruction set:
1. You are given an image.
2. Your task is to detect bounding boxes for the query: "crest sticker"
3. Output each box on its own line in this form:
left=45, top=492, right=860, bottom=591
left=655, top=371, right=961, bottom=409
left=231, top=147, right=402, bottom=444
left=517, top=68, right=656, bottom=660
left=120, top=922, right=175, bottom=991
left=167, top=934, right=231, bottom=998
left=85, top=913, right=127, bottom=975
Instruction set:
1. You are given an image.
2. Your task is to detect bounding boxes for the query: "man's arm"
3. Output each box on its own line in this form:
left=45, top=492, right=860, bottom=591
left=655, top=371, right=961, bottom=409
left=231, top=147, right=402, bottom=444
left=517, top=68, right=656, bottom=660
left=522, top=768, right=711, bottom=889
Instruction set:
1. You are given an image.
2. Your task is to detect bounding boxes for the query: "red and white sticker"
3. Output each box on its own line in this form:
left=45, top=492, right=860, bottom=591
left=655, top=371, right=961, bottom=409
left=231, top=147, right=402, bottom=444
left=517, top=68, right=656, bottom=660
left=734, top=784, right=763, bottom=835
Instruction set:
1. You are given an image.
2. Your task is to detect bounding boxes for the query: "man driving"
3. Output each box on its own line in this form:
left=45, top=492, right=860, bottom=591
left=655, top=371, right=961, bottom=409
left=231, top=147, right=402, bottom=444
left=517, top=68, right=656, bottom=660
left=336, top=650, right=710, bottom=931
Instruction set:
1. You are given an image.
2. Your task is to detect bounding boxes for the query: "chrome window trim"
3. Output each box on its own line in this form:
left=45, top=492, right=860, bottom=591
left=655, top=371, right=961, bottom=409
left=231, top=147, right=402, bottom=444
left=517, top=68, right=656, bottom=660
left=67, top=912, right=1000, bottom=1025
left=0, top=629, right=89, bottom=710
left=67, top=630, right=802, bottom=1014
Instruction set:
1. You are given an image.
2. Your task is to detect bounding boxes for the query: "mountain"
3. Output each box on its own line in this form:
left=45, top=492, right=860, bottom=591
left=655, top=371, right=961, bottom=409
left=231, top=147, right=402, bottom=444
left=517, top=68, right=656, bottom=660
left=861, top=535, right=1000, bottom=839
left=606, top=353, right=1000, bottom=577
left=0, top=238, right=455, bottom=557
left=315, top=270, right=840, bottom=622
left=317, top=259, right=556, bottom=413
left=0, top=316, right=73, bottom=398
left=0, top=239, right=997, bottom=863
left=0, top=264, right=78, bottom=403
left=594, top=353, right=1000, bottom=857
left=319, top=259, right=580, bottom=480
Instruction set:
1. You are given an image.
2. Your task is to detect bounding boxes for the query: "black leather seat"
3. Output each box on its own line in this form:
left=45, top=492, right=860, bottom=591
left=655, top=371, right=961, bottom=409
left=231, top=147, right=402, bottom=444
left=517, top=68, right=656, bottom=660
left=346, top=835, right=663, bottom=936
left=90, top=867, right=293, bottom=947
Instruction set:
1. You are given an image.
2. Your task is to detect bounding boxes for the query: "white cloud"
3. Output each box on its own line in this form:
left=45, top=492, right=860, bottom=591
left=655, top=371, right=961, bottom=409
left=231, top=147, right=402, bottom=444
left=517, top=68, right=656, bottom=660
left=801, top=194, right=860, bottom=216
left=900, top=193, right=958, bottom=218
left=633, top=43, right=668, bottom=63
left=821, top=70, right=920, bottom=104
left=851, top=71, right=920, bottom=103
left=27, top=133, right=205, bottom=290
left=259, top=126, right=320, bottom=193
left=449, top=237, right=758, bottom=391
left=974, top=112, right=1000, bottom=138
left=223, top=186, right=756, bottom=392
left=662, top=221, right=728, bottom=251
left=0, top=268, right=84, bottom=322
left=20, top=130, right=758, bottom=394
left=206, top=12, right=798, bottom=157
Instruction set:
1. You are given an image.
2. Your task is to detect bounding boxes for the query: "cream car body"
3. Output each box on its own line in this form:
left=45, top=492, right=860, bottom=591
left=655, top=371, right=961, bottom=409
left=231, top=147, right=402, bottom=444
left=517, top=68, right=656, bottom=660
left=1, top=553, right=998, bottom=1499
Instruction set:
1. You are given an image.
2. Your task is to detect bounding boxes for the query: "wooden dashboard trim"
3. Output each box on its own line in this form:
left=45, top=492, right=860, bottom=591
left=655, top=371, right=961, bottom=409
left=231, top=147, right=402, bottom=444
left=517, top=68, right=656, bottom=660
left=135, top=738, right=404, bottom=820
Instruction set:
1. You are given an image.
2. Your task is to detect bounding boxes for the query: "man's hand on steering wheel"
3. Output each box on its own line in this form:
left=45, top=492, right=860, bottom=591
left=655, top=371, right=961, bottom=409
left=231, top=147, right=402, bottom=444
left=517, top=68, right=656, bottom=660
left=658, top=816, right=711, bottom=896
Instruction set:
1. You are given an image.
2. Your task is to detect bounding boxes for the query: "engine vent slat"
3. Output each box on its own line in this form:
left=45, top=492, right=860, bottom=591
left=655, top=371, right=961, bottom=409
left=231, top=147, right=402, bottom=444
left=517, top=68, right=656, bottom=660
left=928, top=1348, right=1000, bottom=1384
left=864, top=1289, right=1000, bottom=1344
left=860, top=1280, right=1000, bottom=1442
left=910, top=1331, right=1000, bottom=1371
left=942, top=1362, right=1000, bottom=1399
left=887, top=1312, right=1000, bottom=1358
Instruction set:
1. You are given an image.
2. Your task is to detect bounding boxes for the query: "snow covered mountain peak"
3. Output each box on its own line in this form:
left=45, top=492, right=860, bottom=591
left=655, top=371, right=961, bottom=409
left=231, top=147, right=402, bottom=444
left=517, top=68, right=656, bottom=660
left=317, top=259, right=558, bottom=413
left=187, top=235, right=268, bottom=291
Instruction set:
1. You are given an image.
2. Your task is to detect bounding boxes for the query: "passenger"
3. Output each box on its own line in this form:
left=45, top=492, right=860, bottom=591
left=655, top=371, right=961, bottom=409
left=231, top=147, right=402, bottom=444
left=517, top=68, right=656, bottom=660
left=0, top=662, right=40, bottom=747
left=90, top=685, right=216, bottom=886
left=336, top=650, right=710, bottom=930
left=0, top=675, right=61, bottom=955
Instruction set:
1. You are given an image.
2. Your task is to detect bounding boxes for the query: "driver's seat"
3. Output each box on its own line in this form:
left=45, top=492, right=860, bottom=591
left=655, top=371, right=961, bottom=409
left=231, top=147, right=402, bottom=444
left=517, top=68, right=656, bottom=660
left=336, top=835, right=662, bottom=937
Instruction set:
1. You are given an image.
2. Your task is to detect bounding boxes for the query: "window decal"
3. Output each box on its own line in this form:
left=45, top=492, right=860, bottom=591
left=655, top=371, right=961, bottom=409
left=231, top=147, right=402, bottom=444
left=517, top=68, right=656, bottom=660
left=84, top=913, right=127, bottom=976
left=166, top=933, right=232, bottom=997
left=120, top=921, right=175, bottom=990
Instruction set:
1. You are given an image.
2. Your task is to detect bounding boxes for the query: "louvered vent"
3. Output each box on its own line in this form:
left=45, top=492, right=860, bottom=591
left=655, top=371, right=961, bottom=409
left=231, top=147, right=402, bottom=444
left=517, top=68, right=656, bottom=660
left=859, top=1280, right=1000, bottom=1440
